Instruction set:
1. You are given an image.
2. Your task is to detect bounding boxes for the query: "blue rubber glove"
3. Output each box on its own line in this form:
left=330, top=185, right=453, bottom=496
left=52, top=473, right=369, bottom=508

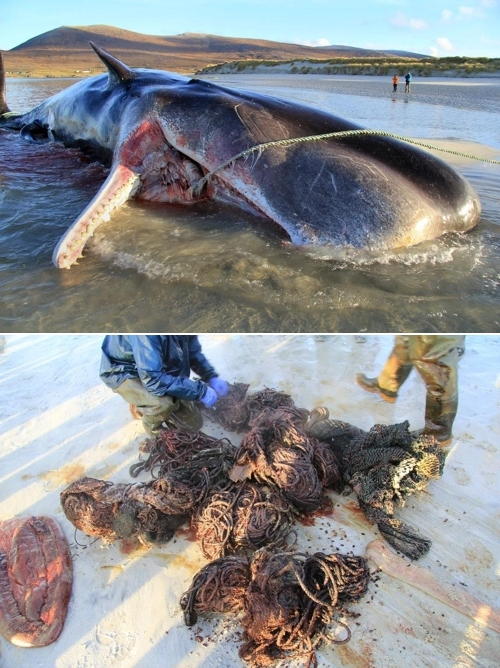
left=200, top=385, right=218, bottom=408
left=209, top=377, right=229, bottom=397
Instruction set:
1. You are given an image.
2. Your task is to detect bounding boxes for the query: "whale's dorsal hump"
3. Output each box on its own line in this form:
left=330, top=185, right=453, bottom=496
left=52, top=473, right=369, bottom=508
left=89, top=41, right=134, bottom=85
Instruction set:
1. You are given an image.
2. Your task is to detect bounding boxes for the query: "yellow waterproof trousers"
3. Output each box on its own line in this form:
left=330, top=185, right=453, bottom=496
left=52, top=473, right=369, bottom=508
left=377, top=335, right=463, bottom=441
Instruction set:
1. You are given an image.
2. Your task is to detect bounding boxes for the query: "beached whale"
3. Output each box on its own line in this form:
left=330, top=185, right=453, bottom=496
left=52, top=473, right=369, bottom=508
left=0, top=43, right=480, bottom=269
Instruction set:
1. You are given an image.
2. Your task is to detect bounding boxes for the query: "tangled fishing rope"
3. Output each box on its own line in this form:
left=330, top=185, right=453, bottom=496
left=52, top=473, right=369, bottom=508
left=181, top=547, right=370, bottom=667
left=129, top=429, right=236, bottom=506
left=206, top=385, right=343, bottom=509
left=207, top=382, right=252, bottom=431
left=60, top=476, right=196, bottom=544
left=195, top=480, right=295, bottom=560
left=61, top=387, right=343, bottom=560
left=234, top=408, right=326, bottom=512
left=304, top=407, right=447, bottom=559
left=204, top=383, right=305, bottom=433
left=62, top=386, right=445, bottom=563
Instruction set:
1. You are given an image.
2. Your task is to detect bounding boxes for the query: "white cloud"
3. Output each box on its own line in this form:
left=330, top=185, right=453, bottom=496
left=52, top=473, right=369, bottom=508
left=294, top=38, right=331, bottom=47
left=409, top=18, right=427, bottom=29
left=390, top=12, right=428, bottom=30
left=430, top=46, right=440, bottom=57
left=459, top=5, right=485, bottom=17
left=437, top=37, right=454, bottom=51
left=441, top=3, right=491, bottom=24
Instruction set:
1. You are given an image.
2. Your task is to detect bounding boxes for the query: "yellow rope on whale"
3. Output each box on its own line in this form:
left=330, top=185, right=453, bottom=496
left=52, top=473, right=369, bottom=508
left=191, top=128, right=500, bottom=196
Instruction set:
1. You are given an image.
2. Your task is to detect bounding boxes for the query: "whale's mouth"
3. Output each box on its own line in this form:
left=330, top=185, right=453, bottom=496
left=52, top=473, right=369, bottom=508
left=137, top=144, right=206, bottom=204
left=137, top=146, right=278, bottom=225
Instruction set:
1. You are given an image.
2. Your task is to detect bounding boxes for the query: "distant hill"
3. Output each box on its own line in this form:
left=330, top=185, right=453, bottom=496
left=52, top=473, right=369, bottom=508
left=379, top=49, right=430, bottom=59
left=1, top=25, right=428, bottom=77
left=317, top=45, right=430, bottom=60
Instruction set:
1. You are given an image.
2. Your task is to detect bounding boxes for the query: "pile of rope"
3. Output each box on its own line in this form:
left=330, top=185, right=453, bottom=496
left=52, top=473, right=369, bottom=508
left=218, top=392, right=344, bottom=513
left=207, top=382, right=252, bottom=431
left=128, top=430, right=240, bottom=513
left=60, top=476, right=196, bottom=545
left=195, top=480, right=295, bottom=560
left=181, top=547, right=370, bottom=667
left=304, top=407, right=447, bottom=559
left=60, top=384, right=448, bottom=664
left=234, top=411, right=322, bottom=512
left=204, top=384, right=307, bottom=433
left=62, top=423, right=299, bottom=556
left=130, top=429, right=235, bottom=480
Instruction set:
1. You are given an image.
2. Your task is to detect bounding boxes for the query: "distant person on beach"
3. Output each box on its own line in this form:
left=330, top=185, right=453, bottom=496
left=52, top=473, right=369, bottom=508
left=392, top=74, right=399, bottom=92
left=355, top=335, right=465, bottom=447
left=99, top=335, right=229, bottom=435
left=404, top=72, right=412, bottom=93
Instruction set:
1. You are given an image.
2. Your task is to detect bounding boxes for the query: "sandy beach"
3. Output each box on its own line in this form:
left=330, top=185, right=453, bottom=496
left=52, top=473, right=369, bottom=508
left=0, top=334, right=499, bottom=667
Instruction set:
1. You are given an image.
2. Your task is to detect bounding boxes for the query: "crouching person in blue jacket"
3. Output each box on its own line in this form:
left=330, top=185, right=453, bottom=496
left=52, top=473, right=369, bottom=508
left=100, top=335, right=229, bottom=435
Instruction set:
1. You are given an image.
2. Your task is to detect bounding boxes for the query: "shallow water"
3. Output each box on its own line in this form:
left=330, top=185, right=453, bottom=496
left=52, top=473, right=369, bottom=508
left=1, top=74, right=499, bottom=333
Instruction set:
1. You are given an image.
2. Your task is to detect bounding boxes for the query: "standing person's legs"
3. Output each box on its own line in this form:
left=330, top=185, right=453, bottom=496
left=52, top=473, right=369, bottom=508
left=409, top=336, right=460, bottom=445
left=113, top=378, right=202, bottom=434
left=356, top=335, right=413, bottom=401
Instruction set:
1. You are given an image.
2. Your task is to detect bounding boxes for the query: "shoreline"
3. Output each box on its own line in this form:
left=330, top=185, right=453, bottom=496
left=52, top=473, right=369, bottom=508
left=6, top=72, right=500, bottom=82
left=5, top=65, right=500, bottom=81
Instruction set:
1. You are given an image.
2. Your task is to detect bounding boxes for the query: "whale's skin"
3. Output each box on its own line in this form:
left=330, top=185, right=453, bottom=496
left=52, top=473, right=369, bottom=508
left=0, top=45, right=481, bottom=268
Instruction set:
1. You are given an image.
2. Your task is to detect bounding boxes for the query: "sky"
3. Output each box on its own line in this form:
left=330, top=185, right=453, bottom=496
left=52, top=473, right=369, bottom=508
left=1, top=0, right=499, bottom=57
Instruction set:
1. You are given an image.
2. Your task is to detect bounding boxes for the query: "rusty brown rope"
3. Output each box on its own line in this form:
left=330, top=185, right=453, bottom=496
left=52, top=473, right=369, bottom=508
left=60, top=476, right=196, bottom=545
left=233, top=409, right=329, bottom=513
left=181, top=547, right=370, bottom=666
left=180, top=555, right=250, bottom=626
left=206, top=382, right=251, bottom=431
left=129, top=429, right=236, bottom=483
left=310, top=438, right=344, bottom=493
left=203, top=384, right=309, bottom=433
left=195, top=481, right=295, bottom=560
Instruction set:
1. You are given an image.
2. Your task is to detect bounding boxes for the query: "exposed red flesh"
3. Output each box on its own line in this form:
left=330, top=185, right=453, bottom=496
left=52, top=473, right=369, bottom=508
left=0, top=516, right=72, bottom=647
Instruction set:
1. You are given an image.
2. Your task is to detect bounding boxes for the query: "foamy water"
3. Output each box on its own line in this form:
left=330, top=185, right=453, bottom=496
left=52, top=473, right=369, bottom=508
left=1, top=74, right=499, bottom=332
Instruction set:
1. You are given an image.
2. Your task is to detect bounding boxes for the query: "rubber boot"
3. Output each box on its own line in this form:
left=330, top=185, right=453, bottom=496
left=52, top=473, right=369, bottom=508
left=129, top=405, right=142, bottom=420
left=422, top=398, right=457, bottom=447
left=355, top=374, right=398, bottom=403
left=409, top=336, right=460, bottom=447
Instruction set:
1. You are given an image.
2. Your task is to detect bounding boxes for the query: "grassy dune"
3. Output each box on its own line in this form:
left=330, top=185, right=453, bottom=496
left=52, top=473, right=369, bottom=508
left=198, top=56, right=500, bottom=77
